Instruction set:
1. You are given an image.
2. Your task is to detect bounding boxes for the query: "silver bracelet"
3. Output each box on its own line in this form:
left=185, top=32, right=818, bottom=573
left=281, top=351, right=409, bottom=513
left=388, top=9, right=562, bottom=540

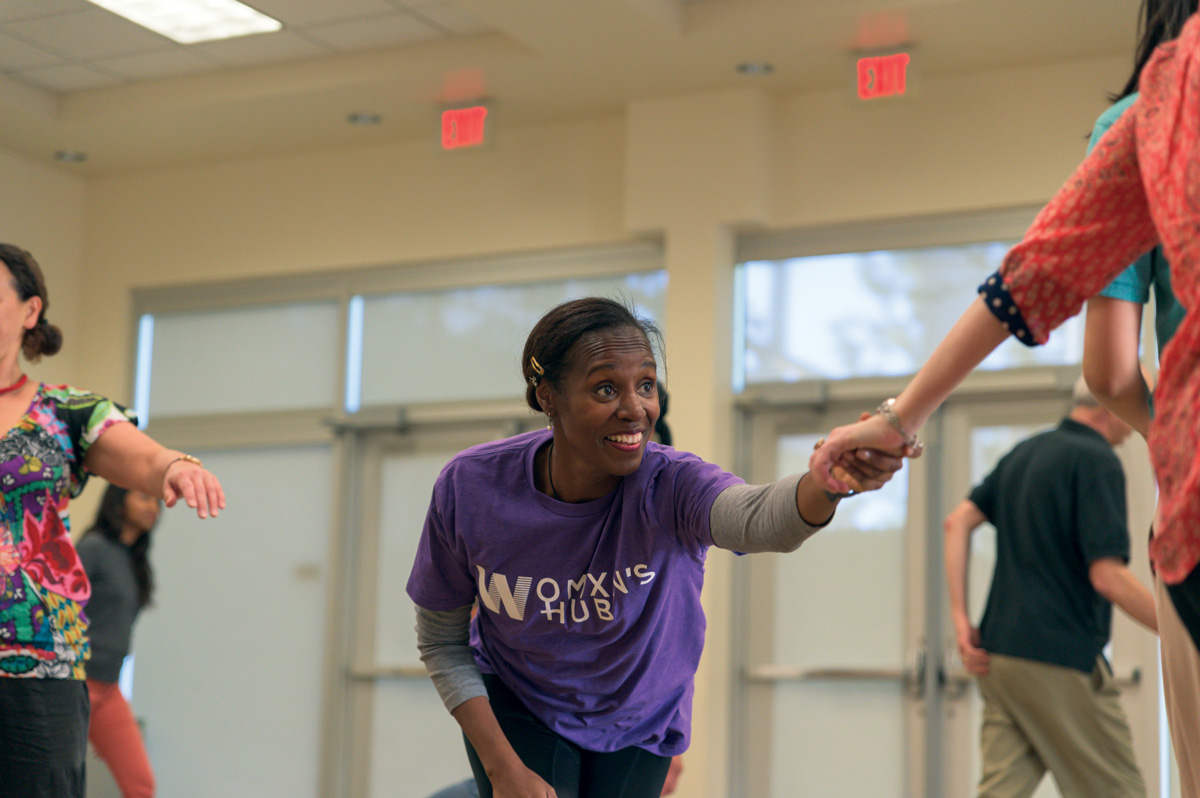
left=875, top=398, right=925, bottom=457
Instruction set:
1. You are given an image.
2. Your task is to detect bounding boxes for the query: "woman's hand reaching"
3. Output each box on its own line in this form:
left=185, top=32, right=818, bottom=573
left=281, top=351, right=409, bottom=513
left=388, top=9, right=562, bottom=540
left=163, top=460, right=225, bottom=519
left=813, top=412, right=920, bottom=495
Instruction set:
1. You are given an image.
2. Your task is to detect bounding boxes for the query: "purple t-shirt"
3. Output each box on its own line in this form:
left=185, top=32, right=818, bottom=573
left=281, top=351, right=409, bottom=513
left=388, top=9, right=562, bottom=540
left=406, top=428, right=743, bottom=756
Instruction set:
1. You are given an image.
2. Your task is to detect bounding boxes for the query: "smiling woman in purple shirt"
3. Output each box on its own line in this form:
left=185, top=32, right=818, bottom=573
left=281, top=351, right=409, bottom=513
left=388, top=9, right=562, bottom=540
left=407, top=297, right=902, bottom=798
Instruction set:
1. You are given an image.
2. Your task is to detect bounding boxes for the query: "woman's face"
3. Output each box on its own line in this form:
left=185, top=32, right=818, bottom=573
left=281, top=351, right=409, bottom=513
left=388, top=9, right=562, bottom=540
left=543, top=327, right=660, bottom=488
left=123, top=491, right=161, bottom=537
left=0, top=265, right=39, bottom=360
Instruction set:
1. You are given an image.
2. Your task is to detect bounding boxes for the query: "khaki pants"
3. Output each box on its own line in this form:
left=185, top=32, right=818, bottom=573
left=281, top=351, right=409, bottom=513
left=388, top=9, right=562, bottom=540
left=1157, top=572, right=1200, bottom=797
left=976, top=654, right=1145, bottom=798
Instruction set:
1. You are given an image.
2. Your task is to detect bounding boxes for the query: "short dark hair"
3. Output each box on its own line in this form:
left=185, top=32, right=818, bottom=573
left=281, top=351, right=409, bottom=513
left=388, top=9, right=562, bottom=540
left=521, top=297, right=663, bottom=412
left=1115, top=0, right=1199, bottom=100
left=0, top=244, right=62, bottom=362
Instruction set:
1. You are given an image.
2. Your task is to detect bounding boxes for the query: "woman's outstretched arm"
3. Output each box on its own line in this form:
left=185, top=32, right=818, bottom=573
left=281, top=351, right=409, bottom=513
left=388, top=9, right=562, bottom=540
left=810, top=99, right=1162, bottom=493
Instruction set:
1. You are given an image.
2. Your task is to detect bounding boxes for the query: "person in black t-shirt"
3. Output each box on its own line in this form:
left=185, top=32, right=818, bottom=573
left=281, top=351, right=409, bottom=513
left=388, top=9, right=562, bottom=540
left=944, top=376, right=1157, bottom=798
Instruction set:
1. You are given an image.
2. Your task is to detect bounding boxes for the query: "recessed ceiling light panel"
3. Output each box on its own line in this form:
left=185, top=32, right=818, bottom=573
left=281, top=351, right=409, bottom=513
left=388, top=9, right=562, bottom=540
left=86, top=0, right=282, bottom=44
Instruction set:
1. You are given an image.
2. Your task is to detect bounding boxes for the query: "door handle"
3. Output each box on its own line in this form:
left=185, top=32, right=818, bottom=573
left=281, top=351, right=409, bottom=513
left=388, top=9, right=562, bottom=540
left=907, top=646, right=926, bottom=699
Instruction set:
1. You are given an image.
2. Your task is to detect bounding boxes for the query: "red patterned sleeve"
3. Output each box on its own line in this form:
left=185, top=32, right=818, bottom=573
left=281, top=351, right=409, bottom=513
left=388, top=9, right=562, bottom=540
left=993, top=108, right=1161, bottom=344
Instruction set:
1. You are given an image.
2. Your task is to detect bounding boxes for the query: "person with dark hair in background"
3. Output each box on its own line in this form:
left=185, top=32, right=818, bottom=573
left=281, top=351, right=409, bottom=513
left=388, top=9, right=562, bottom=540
left=0, top=244, right=224, bottom=798
left=408, top=297, right=906, bottom=798
left=77, top=485, right=162, bottom=798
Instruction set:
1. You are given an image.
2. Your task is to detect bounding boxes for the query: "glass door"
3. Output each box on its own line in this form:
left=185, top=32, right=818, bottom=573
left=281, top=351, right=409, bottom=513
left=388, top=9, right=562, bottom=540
left=731, top=403, right=933, bottom=797
left=335, top=418, right=537, bottom=798
left=733, top=390, right=1164, bottom=797
left=133, top=443, right=336, bottom=798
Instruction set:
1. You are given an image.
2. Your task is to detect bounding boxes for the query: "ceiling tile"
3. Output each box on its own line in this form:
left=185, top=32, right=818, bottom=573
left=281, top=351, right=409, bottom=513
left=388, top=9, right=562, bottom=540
left=6, top=8, right=172, bottom=59
left=0, top=30, right=66, bottom=70
left=191, top=30, right=331, bottom=66
left=0, top=0, right=89, bottom=23
left=94, top=48, right=221, bottom=81
left=303, top=11, right=443, bottom=51
left=405, top=1, right=491, bottom=36
left=248, top=0, right=397, bottom=27
left=15, top=63, right=122, bottom=92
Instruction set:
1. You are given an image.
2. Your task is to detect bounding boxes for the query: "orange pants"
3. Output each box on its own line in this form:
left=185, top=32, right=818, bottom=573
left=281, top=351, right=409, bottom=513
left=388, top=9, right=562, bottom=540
left=86, top=679, right=155, bottom=798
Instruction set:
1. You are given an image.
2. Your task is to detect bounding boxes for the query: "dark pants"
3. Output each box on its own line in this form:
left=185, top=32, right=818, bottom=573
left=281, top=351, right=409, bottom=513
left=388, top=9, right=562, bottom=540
left=0, top=678, right=90, bottom=798
left=1167, top=561, right=1200, bottom=652
left=465, top=675, right=672, bottom=798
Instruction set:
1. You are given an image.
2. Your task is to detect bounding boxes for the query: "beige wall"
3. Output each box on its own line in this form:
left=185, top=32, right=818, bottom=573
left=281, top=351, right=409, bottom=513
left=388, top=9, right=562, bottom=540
left=8, top=51, right=1133, bottom=798
left=771, top=57, right=1126, bottom=226
left=0, top=148, right=86, bottom=387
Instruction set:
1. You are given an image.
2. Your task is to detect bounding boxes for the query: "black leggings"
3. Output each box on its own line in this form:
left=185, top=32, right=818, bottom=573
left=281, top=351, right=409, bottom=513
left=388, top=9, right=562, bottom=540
left=0, top=678, right=89, bottom=798
left=465, top=675, right=672, bottom=798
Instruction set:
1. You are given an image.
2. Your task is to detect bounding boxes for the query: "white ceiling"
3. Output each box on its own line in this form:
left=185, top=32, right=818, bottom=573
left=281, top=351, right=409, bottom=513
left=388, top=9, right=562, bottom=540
left=0, top=0, right=489, bottom=90
left=0, top=0, right=1141, bottom=174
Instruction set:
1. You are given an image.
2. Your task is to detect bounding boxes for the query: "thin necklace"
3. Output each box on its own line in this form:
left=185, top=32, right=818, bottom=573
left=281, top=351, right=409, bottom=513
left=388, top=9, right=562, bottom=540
left=547, top=441, right=560, bottom=500
left=0, top=374, right=28, bottom=396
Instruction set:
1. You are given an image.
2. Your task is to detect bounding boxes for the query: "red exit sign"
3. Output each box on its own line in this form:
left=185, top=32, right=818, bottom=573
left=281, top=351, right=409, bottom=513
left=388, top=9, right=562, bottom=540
left=856, top=52, right=911, bottom=100
left=442, top=105, right=488, bottom=150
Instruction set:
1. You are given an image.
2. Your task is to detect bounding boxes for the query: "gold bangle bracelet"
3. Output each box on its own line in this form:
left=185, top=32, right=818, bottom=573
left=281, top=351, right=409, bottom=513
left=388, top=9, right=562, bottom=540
left=167, top=453, right=204, bottom=471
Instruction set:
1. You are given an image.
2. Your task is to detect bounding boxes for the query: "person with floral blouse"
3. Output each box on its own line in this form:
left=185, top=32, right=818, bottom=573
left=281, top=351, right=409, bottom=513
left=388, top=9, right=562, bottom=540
left=0, top=243, right=225, bottom=798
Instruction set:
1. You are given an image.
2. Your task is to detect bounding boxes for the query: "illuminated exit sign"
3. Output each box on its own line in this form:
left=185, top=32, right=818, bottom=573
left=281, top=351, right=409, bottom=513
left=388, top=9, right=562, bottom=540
left=441, top=105, right=489, bottom=150
left=856, top=52, right=911, bottom=101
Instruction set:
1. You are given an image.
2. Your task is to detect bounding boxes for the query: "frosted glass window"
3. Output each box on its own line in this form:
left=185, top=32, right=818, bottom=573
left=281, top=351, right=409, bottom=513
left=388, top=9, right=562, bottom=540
left=359, top=272, right=667, bottom=406
left=374, top=448, right=464, bottom=665
left=767, top=682, right=905, bottom=797
left=772, top=433, right=905, bottom=667
left=131, top=445, right=333, bottom=798
left=146, top=302, right=341, bottom=417
left=370, top=681, right=470, bottom=798
left=753, top=433, right=908, bottom=794
left=739, top=243, right=1084, bottom=384
left=372, top=440, right=513, bottom=794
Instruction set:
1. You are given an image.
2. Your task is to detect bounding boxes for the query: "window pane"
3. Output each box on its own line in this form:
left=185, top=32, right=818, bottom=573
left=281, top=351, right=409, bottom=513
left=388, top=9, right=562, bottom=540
left=740, top=243, right=1084, bottom=384
left=773, top=434, right=906, bottom=667
left=147, top=302, right=341, bottom=417
left=359, top=272, right=667, bottom=406
left=756, top=433, right=908, bottom=795
left=133, top=445, right=333, bottom=798
left=767, top=682, right=904, bottom=798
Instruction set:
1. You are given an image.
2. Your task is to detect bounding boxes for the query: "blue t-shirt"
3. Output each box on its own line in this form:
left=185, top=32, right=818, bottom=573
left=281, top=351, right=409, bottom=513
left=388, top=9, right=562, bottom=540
left=1092, top=93, right=1186, bottom=355
left=406, top=429, right=743, bottom=756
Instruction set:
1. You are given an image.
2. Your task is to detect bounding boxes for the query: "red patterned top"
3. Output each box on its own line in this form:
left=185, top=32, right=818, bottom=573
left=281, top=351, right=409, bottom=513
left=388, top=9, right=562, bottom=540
left=991, top=14, right=1200, bottom=583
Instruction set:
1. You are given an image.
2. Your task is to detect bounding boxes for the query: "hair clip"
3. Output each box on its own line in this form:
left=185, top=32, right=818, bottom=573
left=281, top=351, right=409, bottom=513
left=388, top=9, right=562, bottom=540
left=530, top=356, right=545, bottom=376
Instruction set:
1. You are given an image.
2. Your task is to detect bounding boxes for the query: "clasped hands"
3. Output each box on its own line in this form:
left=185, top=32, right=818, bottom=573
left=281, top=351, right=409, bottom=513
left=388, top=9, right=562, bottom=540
left=811, top=413, right=923, bottom=496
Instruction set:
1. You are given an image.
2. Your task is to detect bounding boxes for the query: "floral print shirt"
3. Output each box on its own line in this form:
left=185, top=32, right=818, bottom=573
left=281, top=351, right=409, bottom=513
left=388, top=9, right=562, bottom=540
left=981, top=13, right=1200, bottom=584
left=0, top=384, right=135, bottom=679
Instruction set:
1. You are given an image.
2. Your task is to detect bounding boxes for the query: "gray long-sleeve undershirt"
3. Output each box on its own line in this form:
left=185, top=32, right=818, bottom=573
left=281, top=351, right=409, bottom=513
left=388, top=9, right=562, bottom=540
left=415, top=473, right=828, bottom=713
